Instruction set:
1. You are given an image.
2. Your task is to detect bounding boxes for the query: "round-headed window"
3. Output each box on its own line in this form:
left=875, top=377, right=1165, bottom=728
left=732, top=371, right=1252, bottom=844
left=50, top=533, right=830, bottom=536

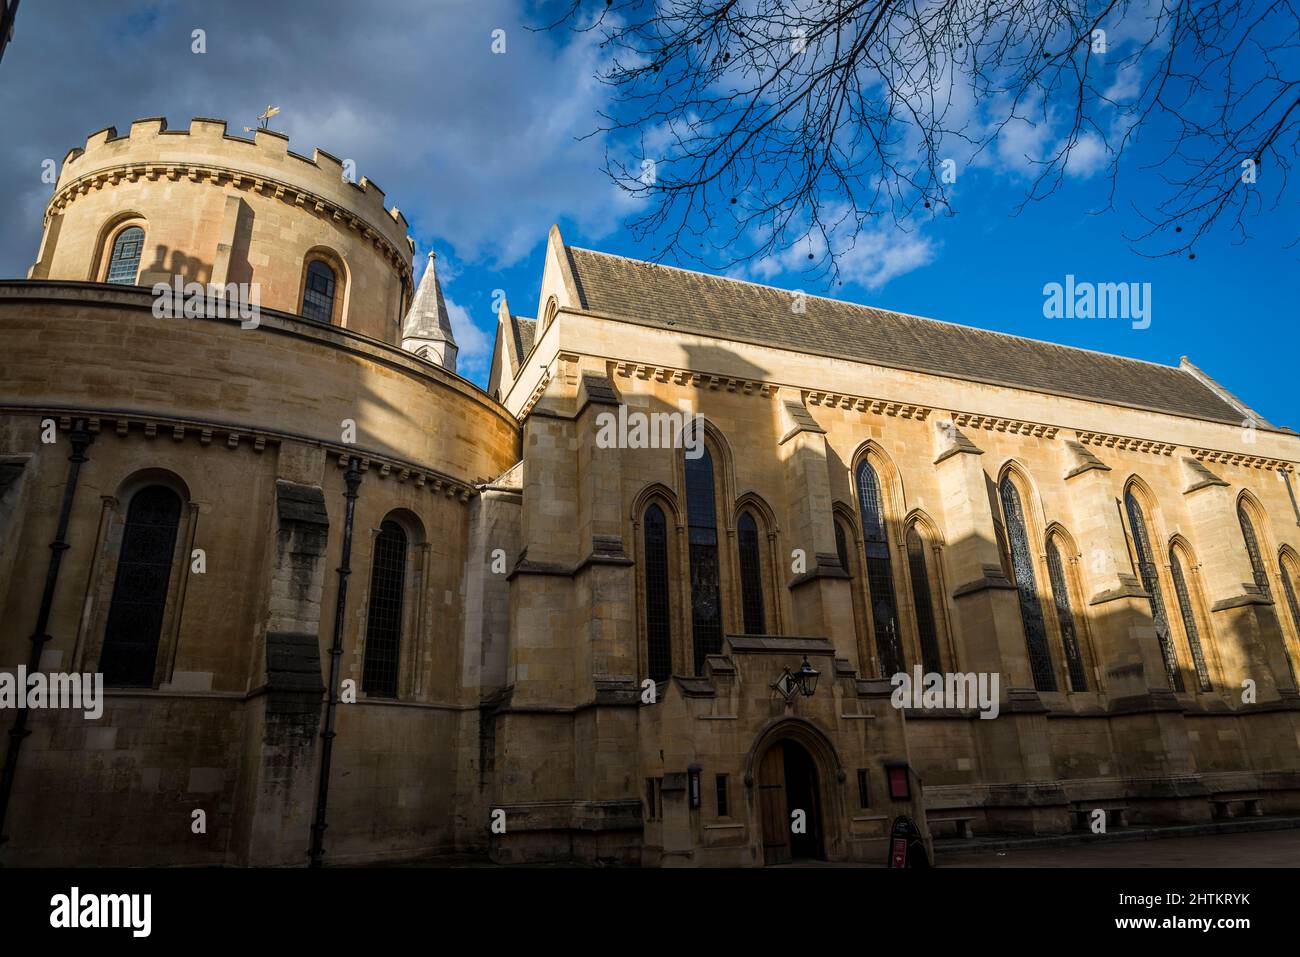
left=105, top=226, right=145, bottom=284
left=302, top=260, right=337, bottom=323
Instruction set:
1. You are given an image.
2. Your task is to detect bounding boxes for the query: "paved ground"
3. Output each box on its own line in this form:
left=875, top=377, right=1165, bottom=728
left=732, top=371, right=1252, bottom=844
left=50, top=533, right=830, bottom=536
left=371, top=823, right=1300, bottom=867
left=941, top=827, right=1300, bottom=867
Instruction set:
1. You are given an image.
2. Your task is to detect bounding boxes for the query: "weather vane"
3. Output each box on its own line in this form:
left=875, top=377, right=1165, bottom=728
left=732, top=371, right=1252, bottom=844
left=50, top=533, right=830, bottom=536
left=244, top=105, right=280, bottom=133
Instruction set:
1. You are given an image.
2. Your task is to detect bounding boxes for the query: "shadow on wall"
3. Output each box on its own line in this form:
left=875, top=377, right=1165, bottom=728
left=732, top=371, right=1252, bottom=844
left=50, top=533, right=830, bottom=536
left=140, top=245, right=212, bottom=287
left=227, top=199, right=255, bottom=288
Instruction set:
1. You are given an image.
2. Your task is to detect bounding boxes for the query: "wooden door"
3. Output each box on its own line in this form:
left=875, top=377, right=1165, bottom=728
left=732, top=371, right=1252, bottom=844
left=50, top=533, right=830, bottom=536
left=758, top=744, right=791, bottom=865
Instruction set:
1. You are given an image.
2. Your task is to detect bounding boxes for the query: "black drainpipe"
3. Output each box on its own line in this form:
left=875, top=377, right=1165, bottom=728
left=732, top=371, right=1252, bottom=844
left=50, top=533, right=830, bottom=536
left=1283, top=469, right=1300, bottom=527
left=0, top=417, right=93, bottom=848
left=309, top=456, right=363, bottom=867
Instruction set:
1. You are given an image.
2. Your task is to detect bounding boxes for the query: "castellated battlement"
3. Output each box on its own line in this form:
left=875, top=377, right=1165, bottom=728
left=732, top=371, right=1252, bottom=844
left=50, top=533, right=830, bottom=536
left=31, top=117, right=417, bottom=343
left=52, top=117, right=413, bottom=262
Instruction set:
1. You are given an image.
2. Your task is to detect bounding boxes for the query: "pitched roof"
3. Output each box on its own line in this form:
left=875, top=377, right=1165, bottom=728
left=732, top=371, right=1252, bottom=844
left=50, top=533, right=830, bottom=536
left=501, top=314, right=535, bottom=377
left=563, top=246, right=1253, bottom=428
left=402, top=251, right=455, bottom=345
left=514, top=315, right=536, bottom=361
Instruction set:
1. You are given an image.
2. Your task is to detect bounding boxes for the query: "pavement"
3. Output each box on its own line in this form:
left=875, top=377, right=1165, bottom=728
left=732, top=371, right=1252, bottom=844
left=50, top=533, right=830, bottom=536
left=363, top=819, right=1300, bottom=867
left=939, top=825, right=1300, bottom=867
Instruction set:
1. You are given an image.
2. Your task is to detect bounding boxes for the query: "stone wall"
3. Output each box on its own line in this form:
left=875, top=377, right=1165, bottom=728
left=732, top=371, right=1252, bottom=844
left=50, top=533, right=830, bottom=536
left=29, top=118, right=412, bottom=343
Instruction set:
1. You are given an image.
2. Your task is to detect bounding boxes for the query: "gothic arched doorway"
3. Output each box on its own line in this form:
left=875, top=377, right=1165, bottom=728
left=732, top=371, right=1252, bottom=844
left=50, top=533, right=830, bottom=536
left=757, top=739, right=825, bottom=864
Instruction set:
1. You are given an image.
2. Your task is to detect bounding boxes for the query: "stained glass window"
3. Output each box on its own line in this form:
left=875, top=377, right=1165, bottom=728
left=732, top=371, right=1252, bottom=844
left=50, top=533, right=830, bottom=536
left=1124, top=491, right=1184, bottom=691
left=999, top=477, right=1056, bottom=691
left=1169, top=549, right=1213, bottom=692
left=105, top=226, right=144, bottom=284
left=644, top=504, right=672, bottom=682
left=737, top=511, right=766, bottom=634
left=1238, top=504, right=1272, bottom=600
left=834, top=521, right=850, bottom=574
left=686, top=448, right=722, bottom=673
left=302, top=260, right=337, bottom=323
left=1045, top=539, right=1089, bottom=691
left=101, top=486, right=182, bottom=686
left=1280, top=562, right=1300, bottom=688
left=857, top=461, right=904, bottom=676
left=906, top=528, right=943, bottom=673
left=362, top=520, right=407, bottom=697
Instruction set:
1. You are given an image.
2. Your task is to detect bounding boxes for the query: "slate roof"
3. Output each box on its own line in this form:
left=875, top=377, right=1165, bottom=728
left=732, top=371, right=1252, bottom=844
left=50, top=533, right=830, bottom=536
left=515, top=315, right=536, bottom=359
left=503, top=314, right=536, bottom=376
left=563, top=246, right=1250, bottom=427
left=402, top=251, right=455, bottom=345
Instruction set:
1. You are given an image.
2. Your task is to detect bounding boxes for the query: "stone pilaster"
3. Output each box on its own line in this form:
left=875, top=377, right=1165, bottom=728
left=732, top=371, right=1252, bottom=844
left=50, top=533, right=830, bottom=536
left=932, top=419, right=1057, bottom=803
left=1061, top=446, right=1200, bottom=811
left=1181, top=457, right=1297, bottom=700
left=235, top=478, right=328, bottom=866
left=779, top=399, right=857, bottom=665
left=1062, top=445, right=1174, bottom=704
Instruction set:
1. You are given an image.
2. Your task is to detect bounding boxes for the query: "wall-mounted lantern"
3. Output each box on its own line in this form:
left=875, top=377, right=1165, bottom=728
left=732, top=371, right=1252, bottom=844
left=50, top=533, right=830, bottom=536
left=773, top=655, right=820, bottom=700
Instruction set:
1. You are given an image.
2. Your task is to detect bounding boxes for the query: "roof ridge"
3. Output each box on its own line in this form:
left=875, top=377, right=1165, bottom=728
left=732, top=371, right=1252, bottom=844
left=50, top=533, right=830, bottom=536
left=565, top=245, right=1187, bottom=374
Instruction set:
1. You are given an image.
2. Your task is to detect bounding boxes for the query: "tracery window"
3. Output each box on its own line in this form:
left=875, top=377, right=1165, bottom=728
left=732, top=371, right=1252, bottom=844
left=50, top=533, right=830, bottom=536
left=856, top=460, right=904, bottom=675
left=685, top=448, right=723, bottom=674
left=1280, top=557, right=1300, bottom=687
left=643, top=504, right=672, bottom=682
left=1045, top=538, right=1089, bottom=691
left=1169, top=548, right=1213, bottom=692
left=1124, top=490, right=1184, bottom=691
left=100, top=486, right=182, bottom=686
left=834, top=521, right=850, bottom=574
left=362, top=520, right=407, bottom=697
left=1238, top=503, right=1272, bottom=600
left=998, top=476, right=1056, bottom=691
left=905, top=527, right=943, bottom=673
left=737, top=511, right=766, bottom=634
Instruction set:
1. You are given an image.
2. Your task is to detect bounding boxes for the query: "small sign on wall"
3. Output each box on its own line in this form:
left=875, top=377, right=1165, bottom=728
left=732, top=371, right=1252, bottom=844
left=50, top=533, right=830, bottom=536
left=886, top=763, right=911, bottom=801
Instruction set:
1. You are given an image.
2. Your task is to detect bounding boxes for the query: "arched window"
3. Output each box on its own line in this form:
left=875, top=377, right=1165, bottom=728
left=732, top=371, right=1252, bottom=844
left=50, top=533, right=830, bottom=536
left=737, top=511, right=766, bottom=634
left=1279, top=554, right=1300, bottom=687
left=1169, top=548, right=1213, bottom=692
left=998, top=476, right=1055, bottom=691
left=362, top=520, right=407, bottom=697
left=643, top=504, right=672, bottom=682
left=834, top=521, right=850, bottom=574
left=856, top=460, right=904, bottom=676
left=302, top=259, right=337, bottom=323
left=905, top=527, right=942, bottom=673
left=105, top=226, right=145, bottom=285
left=685, top=447, right=723, bottom=674
left=1123, top=490, right=1184, bottom=691
left=1237, top=503, right=1272, bottom=600
left=1045, top=538, right=1089, bottom=691
left=100, top=485, right=183, bottom=686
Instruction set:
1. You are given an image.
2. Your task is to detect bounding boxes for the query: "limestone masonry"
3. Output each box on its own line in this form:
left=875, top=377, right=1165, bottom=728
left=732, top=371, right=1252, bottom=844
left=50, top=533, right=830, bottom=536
left=0, top=118, right=1297, bottom=866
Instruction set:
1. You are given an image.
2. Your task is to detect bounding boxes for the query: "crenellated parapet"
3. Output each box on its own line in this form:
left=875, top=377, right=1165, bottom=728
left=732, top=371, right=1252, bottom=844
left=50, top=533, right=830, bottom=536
left=48, top=117, right=413, bottom=274
left=31, top=117, right=415, bottom=343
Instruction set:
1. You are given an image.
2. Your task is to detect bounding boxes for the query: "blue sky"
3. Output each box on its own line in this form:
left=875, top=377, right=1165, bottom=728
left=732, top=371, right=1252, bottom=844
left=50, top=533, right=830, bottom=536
left=0, top=0, right=1293, bottom=428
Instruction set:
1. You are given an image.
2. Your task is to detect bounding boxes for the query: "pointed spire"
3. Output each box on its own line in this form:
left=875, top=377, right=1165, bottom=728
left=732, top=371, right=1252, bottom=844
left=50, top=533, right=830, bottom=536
left=402, top=251, right=458, bottom=373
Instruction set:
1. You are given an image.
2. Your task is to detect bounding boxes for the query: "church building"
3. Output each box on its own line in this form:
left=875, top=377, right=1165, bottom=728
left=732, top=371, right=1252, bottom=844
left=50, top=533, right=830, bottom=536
left=0, top=118, right=1297, bottom=866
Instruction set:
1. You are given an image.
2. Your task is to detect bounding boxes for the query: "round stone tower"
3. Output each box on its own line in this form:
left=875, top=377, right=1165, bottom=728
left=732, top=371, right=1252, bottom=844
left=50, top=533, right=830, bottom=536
left=28, top=116, right=415, bottom=343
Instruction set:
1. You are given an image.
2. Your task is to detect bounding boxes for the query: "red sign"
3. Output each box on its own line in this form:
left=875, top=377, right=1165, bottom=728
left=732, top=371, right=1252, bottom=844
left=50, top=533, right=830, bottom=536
left=888, top=765, right=910, bottom=800
left=890, top=837, right=907, bottom=868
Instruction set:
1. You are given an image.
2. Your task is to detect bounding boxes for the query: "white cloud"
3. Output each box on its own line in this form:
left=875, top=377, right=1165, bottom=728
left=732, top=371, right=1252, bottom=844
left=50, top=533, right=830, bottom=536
left=0, top=0, right=634, bottom=276
left=750, top=219, right=935, bottom=290
left=1063, top=133, right=1110, bottom=178
left=444, top=296, right=490, bottom=379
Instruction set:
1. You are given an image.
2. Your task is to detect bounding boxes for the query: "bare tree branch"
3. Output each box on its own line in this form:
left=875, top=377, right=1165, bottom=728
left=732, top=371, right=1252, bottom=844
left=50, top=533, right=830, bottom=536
left=543, top=0, right=1300, bottom=283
